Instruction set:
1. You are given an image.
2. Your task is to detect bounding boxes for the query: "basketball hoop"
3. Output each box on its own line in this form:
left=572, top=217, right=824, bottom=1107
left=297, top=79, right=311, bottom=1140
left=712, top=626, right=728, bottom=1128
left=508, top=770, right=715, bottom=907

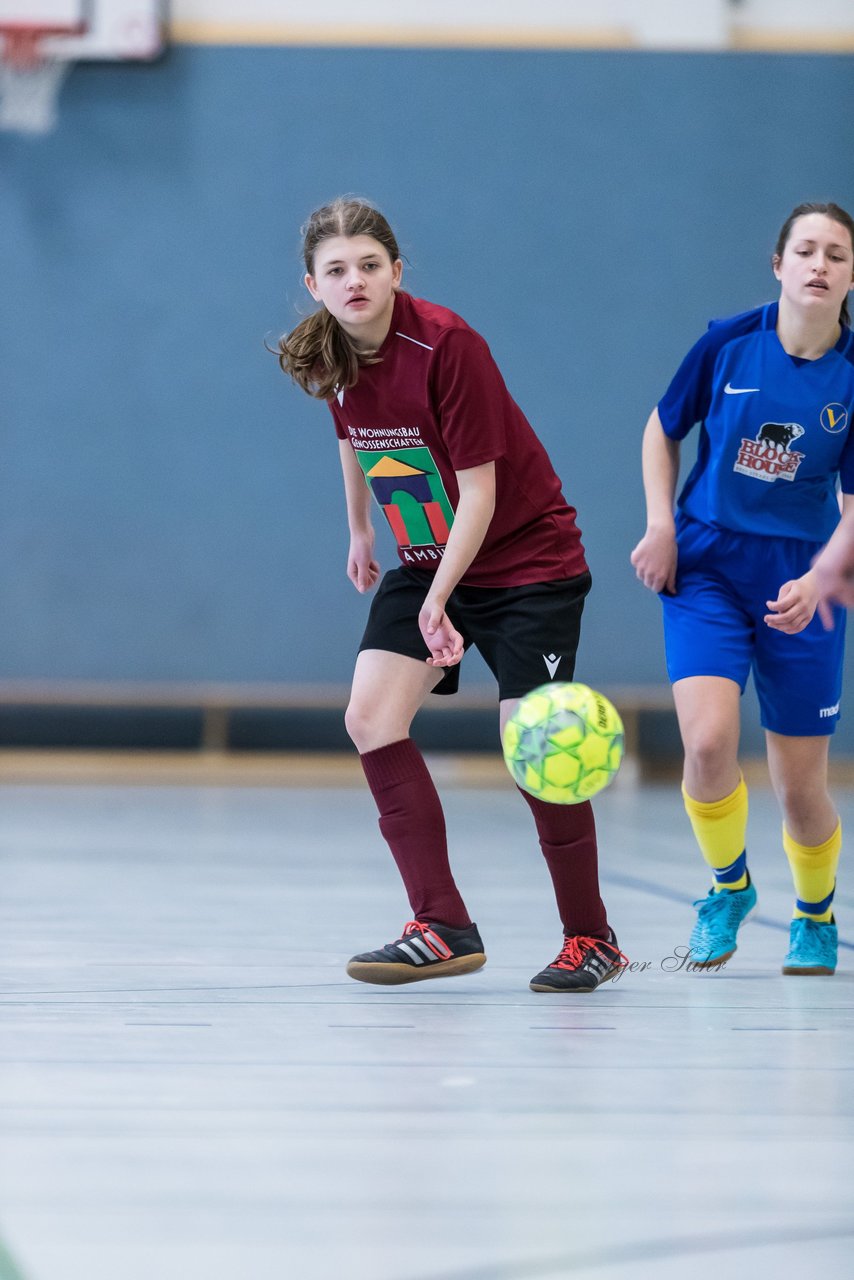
left=0, top=24, right=81, bottom=135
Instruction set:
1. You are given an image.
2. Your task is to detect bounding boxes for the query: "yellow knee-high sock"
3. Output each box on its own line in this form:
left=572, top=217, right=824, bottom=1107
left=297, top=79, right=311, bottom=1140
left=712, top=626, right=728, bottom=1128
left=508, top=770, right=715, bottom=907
left=783, top=821, right=840, bottom=923
left=682, top=777, right=749, bottom=892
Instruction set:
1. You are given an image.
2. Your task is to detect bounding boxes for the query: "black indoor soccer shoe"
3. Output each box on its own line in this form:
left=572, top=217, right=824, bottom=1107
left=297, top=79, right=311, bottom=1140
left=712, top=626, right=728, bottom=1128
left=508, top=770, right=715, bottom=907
left=530, top=930, right=627, bottom=993
left=346, top=920, right=486, bottom=986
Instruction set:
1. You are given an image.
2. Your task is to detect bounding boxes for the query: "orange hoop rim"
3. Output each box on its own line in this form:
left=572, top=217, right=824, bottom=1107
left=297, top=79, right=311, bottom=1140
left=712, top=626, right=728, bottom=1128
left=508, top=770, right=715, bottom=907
left=0, top=22, right=87, bottom=68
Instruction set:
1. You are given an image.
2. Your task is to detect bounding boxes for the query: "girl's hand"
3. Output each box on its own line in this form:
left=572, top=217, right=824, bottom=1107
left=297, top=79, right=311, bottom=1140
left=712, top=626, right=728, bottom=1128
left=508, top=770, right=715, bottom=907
left=813, top=539, right=854, bottom=627
left=764, top=572, right=819, bottom=634
left=347, top=535, right=380, bottom=593
left=419, top=599, right=464, bottom=667
left=630, top=526, right=678, bottom=594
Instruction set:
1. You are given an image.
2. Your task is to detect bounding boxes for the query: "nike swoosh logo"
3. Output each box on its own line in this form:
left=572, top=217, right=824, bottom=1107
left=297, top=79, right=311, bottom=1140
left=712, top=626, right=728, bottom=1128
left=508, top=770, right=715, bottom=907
left=724, top=383, right=759, bottom=395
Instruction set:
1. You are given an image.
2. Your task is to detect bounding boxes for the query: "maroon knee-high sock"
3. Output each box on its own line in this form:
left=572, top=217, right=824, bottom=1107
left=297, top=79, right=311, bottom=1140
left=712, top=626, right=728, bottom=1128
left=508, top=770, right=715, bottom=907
left=518, top=788, right=609, bottom=939
left=359, top=739, right=471, bottom=928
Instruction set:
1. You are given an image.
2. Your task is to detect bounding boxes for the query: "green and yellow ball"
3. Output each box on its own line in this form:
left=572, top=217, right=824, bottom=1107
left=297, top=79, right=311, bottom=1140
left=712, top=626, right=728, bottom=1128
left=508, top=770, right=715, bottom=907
left=502, top=682, right=624, bottom=804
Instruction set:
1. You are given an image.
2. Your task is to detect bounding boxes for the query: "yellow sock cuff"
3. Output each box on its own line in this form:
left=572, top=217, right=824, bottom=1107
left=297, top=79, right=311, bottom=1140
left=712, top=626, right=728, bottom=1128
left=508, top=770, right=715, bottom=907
left=782, top=819, right=841, bottom=864
left=682, top=777, right=747, bottom=823
left=784, top=820, right=841, bottom=922
left=682, top=777, right=749, bottom=887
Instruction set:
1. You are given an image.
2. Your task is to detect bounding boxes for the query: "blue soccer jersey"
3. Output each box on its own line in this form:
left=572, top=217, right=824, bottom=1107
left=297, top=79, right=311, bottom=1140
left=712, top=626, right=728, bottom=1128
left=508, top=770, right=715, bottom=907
left=658, top=302, right=854, bottom=543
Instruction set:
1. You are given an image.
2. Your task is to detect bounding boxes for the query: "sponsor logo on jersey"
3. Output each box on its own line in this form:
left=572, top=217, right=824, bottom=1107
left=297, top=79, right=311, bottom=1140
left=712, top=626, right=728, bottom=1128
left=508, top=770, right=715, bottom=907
left=733, top=422, right=805, bottom=483
left=820, top=403, right=849, bottom=434
left=350, top=442, right=455, bottom=564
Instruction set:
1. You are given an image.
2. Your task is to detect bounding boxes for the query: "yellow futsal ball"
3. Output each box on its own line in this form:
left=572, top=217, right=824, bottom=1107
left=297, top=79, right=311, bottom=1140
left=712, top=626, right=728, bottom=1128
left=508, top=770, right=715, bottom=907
left=502, top=682, right=624, bottom=804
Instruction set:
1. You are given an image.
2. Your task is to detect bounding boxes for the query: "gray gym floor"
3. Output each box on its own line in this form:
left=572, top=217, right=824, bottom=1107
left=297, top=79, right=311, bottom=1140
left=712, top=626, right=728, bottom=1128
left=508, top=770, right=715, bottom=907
left=1, top=765, right=852, bottom=1280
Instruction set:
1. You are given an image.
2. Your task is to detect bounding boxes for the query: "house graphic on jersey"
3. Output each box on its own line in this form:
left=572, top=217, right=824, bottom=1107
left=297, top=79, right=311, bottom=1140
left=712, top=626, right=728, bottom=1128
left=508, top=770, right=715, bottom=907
left=365, top=453, right=453, bottom=548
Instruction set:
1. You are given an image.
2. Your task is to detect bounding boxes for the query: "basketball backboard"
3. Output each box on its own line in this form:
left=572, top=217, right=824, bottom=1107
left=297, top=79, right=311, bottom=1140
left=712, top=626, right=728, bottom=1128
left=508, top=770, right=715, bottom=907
left=0, top=2, right=165, bottom=133
left=0, top=1, right=166, bottom=62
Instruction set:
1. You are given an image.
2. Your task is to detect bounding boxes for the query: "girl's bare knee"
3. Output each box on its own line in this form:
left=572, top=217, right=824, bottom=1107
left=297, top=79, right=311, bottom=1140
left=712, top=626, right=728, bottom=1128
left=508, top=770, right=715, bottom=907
left=344, top=699, right=407, bottom=753
left=684, top=734, right=736, bottom=786
left=776, top=782, right=830, bottom=832
left=344, top=700, right=372, bottom=750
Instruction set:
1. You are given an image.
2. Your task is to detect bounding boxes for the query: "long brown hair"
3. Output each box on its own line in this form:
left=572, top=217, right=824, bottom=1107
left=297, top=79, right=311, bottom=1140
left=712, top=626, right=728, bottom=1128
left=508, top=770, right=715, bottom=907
left=773, top=201, right=854, bottom=328
left=276, top=197, right=401, bottom=400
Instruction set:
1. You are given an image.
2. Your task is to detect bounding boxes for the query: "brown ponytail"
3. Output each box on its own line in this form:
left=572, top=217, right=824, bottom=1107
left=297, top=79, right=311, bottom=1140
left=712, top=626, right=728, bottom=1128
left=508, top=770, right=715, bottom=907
left=277, top=306, right=373, bottom=401
left=276, top=197, right=401, bottom=400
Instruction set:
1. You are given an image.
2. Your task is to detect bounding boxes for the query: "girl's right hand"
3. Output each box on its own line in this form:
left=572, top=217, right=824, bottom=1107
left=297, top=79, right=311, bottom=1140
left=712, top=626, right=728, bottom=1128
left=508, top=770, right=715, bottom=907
left=347, top=535, right=380, bottom=593
left=630, top=526, right=678, bottom=595
left=418, top=598, right=464, bottom=668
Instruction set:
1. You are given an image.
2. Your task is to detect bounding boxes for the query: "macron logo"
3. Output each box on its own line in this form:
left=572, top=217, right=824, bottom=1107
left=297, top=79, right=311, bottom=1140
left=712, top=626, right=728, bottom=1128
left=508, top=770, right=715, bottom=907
left=543, top=653, right=561, bottom=679
left=724, top=382, right=759, bottom=395
left=820, top=703, right=840, bottom=719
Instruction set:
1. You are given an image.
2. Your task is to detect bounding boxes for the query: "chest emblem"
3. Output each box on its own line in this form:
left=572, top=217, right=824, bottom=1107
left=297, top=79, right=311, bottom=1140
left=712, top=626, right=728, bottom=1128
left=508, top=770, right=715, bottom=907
left=733, top=422, right=805, bottom=484
left=357, top=448, right=455, bottom=563
left=820, top=403, right=848, bottom=434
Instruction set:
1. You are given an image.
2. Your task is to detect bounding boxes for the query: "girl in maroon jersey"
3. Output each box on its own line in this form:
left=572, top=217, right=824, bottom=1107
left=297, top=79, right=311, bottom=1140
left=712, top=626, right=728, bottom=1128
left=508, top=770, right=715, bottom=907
left=277, top=196, right=625, bottom=992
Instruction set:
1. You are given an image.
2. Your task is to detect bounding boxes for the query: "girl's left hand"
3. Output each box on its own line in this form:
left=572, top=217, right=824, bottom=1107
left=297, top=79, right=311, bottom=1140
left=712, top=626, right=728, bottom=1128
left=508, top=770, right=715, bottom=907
left=764, top=572, right=819, bottom=634
left=419, top=600, right=464, bottom=667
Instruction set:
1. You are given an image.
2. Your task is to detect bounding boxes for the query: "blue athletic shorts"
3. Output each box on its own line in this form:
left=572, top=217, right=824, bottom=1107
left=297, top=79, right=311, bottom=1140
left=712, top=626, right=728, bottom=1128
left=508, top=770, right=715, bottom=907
left=661, top=515, right=846, bottom=737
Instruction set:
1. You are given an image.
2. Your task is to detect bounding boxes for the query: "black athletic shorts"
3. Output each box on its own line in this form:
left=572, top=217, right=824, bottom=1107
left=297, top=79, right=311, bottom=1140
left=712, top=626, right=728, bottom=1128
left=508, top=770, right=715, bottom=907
left=359, top=566, right=592, bottom=700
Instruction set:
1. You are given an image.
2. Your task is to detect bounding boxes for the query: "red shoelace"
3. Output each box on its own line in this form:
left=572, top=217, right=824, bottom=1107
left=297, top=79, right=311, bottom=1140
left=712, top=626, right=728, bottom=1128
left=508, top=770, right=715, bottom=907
left=400, top=920, right=453, bottom=960
left=551, top=935, right=628, bottom=971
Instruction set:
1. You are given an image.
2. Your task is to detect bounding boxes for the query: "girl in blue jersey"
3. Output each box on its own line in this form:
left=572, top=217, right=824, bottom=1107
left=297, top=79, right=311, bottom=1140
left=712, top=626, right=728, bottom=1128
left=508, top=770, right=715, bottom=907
left=631, top=201, right=854, bottom=976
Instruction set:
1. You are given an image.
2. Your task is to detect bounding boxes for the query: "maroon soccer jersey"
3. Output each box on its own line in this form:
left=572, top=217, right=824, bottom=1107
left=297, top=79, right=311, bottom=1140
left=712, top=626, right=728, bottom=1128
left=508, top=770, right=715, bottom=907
left=329, top=291, right=587, bottom=587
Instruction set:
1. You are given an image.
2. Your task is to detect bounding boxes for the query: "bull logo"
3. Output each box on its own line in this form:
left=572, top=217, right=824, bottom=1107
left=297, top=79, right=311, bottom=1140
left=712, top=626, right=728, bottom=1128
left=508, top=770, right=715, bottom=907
left=733, top=422, right=805, bottom=483
left=757, top=422, right=805, bottom=451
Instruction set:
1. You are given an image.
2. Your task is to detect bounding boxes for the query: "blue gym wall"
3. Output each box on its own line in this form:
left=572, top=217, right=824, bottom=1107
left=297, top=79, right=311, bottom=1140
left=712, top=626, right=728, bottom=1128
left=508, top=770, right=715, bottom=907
left=3, top=46, right=854, bottom=745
